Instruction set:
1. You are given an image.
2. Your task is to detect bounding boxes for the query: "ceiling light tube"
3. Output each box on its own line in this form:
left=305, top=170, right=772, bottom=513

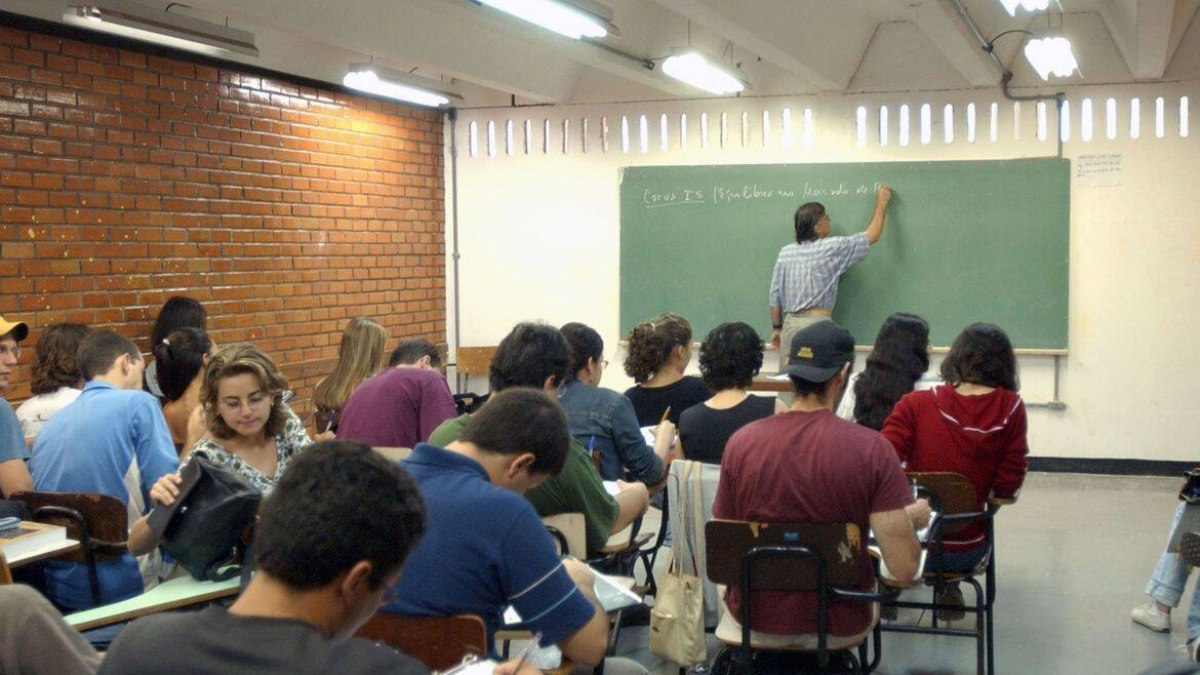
left=63, top=0, right=258, bottom=57
left=1024, top=36, right=1078, bottom=80
left=344, top=64, right=463, bottom=108
left=475, top=0, right=618, bottom=39
left=997, top=0, right=1050, bottom=16
left=661, top=51, right=747, bottom=95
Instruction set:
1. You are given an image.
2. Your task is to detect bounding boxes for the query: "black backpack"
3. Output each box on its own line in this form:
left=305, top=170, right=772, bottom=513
left=147, top=455, right=262, bottom=581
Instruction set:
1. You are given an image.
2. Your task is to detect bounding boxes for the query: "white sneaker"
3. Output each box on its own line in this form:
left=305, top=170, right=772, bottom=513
left=1132, top=602, right=1172, bottom=632
left=1170, top=637, right=1200, bottom=661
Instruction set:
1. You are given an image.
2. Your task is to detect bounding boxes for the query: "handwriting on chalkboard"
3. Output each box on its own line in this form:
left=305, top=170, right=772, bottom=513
left=642, top=181, right=883, bottom=208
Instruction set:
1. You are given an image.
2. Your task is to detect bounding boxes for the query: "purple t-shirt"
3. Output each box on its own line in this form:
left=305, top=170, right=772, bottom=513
left=336, top=367, right=456, bottom=448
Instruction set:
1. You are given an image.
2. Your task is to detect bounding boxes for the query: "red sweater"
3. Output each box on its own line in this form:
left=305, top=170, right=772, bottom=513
left=881, top=385, right=1029, bottom=549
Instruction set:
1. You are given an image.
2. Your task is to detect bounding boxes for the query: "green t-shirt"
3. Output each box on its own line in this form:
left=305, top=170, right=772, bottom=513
left=427, top=414, right=620, bottom=554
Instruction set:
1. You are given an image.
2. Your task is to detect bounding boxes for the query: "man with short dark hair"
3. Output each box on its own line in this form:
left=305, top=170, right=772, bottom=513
left=336, top=338, right=456, bottom=448
left=30, top=330, right=178, bottom=610
left=99, top=441, right=431, bottom=674
left=713, top=321, right=928, bottom=648
left=429, top=323, right=648, bottom=555
left=388, top=388, right=614, bottom=667
left=0, top=314, right=33, bottom=498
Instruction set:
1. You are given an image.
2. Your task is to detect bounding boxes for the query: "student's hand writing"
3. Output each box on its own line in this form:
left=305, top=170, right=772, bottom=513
left=494, top=658, right=543, bottom=675
left=906, top=497, right=932, bottom=529
left=150, top=473, right=183, bottom=506
left=653, top=419, right=676, bottom=445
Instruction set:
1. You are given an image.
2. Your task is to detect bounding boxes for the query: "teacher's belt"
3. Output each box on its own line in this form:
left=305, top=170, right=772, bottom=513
left=786, top=308, right=833, bottom=318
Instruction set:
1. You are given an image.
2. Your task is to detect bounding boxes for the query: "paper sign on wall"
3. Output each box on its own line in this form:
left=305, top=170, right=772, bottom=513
left=1074, top=153, right=1123, bottom=187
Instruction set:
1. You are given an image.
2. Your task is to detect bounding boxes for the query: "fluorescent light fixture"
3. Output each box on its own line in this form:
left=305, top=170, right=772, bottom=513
left=343, top=64, right=462, bottom=108
left=63, top=0, right=258, bottom=57
left=476, top=0, right=617, bottom=39
left=661, top=52, right=747, bottom=95
left=997, top=0, right=1050, bottom=16
left=1024, top=36, right=1078, bottom=80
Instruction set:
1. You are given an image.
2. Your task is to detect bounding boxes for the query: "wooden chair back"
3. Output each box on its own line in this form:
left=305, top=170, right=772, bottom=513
left=356, top=613, right=487, bottom=671
left=906, top=472, right=978, bottom=537
left=12, top=491, right=129, bottom=564
left=0, top=551, right=11, bottom=585
left=456, top=347, right=497, bottom=376
left=705, top=520, right=864, bottom=591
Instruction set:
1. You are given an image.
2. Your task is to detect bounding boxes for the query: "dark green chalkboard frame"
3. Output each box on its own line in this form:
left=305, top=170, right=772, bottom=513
left=619, top=159, right=1069, bottom=349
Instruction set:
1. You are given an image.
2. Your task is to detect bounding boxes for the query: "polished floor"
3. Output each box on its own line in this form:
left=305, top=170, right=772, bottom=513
left=613, top=473, right=1196, bottom=675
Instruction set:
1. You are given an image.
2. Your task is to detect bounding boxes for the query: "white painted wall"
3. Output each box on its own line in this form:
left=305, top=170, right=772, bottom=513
left=445, top=80, right=1199, bottom=462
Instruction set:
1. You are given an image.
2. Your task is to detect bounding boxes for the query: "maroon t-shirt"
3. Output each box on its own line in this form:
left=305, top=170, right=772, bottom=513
left=713, top=409, right=912, bottom=637
left=335, top=367, right=457, bottom=448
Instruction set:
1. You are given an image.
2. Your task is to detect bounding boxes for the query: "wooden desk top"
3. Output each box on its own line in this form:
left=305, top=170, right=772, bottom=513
left=66, top=574, right=240, bottom=631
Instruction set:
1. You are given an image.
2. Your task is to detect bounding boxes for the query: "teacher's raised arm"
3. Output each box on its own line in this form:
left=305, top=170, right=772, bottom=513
left=767, top=185, right=894, bottom=363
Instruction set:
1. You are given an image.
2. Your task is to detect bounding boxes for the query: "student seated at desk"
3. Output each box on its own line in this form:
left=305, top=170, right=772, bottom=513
left=156, top=344, right=313, bottom=496
left=312, top=317, right=387, bottom=435
left=559, top=323, right=673, bottom=485
left=337, top=338, right=457, bottom=449
left=30, top=330, right=179, bottom=611
left=713, top=322, right=928, bottom=648
left=678, top=322, right=784, bottom=464
left=16, top=322, right=90, bottom=445
left=153, top=327, right=213, bottom=455
left=881, top=322, right=1028, bottom=617
left=622, top=313, right=710, bottom=427
left=836, top=312, right=935, bottom=430
left=0, top=314, right=34, bottom=499
left=429, top=323, right=647, bottom=556
left=389, top=389, right=645, bottom=674
left=100, top=440, right=431, bottom=675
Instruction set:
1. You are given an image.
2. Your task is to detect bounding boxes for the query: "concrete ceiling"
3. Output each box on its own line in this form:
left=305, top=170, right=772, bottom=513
left=3, top=0, right=1198, bottom=106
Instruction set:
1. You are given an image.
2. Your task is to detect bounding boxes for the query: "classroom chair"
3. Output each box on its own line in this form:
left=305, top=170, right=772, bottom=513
left=878, top=472, right=1001, bottom=675
left=356, top=613, right=487, bottom=671
left=11, top=491, right=129, bottom=607
left=0, top=551, right=11, bottom=585
left=705, top=519, right=898, bottom=675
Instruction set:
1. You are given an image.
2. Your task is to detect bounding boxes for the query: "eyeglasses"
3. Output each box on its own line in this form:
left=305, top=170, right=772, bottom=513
left=601, top=359, right=609, bottom=368
left=0, top=345, right=20, bottom=360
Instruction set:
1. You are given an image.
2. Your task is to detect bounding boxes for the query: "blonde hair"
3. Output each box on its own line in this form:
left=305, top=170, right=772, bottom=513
left=202, top=343, right=290, bottom=440
left=312, top=317, right=387, bottom=416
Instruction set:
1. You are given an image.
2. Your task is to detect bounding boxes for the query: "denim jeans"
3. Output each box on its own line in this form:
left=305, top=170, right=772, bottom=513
left=1145, top=501, right=1200, bottom=639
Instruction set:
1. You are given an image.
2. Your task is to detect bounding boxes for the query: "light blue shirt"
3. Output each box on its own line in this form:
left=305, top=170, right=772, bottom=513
left=0, top=399, right=28, bottom=463
left=30, top=380, right=178, bottom=610
left=769, top=232, right=870, bottom=312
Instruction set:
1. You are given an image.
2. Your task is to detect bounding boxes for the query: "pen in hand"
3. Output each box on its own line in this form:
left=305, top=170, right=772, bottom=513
left=659, top=406, right=671, bottom=424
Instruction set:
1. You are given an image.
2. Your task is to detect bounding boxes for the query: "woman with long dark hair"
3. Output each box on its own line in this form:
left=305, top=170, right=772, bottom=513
left=837, top=312, right=932, bottom=430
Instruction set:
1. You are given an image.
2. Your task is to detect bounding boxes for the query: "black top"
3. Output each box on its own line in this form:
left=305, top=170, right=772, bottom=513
left=678, top=395, right=776, bottom=464
left=624, top=376, right=711, bottom=427
left=98, top=606, right=428, bottom=675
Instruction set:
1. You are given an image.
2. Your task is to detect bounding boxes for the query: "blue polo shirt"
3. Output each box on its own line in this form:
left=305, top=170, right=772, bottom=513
left=30, top=380, right=178, bottom=610
left=385, top=443, right=595, bottom=651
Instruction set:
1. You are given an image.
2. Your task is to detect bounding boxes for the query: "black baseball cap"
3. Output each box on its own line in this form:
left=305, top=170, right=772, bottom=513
left=780, top=321, right=855, bottom=382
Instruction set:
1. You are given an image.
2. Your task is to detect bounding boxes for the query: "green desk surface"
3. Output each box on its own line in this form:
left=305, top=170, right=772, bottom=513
left=65, top=573, right=240, bottom=631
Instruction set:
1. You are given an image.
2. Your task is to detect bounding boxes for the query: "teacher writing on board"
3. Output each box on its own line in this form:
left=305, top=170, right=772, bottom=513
left=768, top=185, right=893, bottom=368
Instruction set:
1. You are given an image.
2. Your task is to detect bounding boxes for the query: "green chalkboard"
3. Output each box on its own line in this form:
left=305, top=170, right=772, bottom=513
left=619, top=159, right=1069, bottom=349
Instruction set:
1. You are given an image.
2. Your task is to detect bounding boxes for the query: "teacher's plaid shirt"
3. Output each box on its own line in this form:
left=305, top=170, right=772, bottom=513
left=769, top=232, right=870, bottom=312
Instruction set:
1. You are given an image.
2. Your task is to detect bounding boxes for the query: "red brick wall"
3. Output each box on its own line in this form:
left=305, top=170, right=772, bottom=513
left=0, top=24, right=447, bottom=420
